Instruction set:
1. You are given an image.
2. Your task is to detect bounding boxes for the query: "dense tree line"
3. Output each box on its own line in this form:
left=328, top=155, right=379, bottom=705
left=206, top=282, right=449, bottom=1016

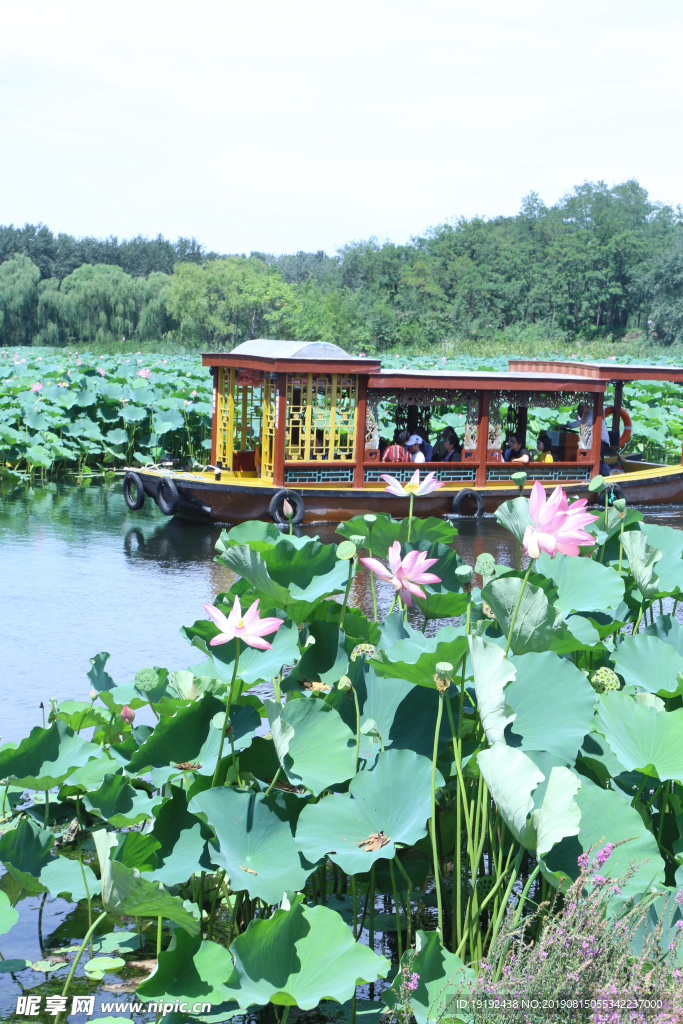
left=2, top=179, right=683, bottom=350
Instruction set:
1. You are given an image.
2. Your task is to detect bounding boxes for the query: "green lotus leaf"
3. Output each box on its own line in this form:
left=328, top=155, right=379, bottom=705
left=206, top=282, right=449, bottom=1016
left=532, top=766, right=582, bottom=858
left=182, top=618, right=300, bottom=688
left=383, top=930, right=475, bottom=1024
left=137, top=926, right=237, bottom=1010
left=506, top=651, right=597, bottom=762
left=51, top=700, right=110, bottom=733
left=265, top=697, right=356, bottom=796
left=91, top=931, right=145, bottom=955
left=295, top=749, right=443, bottom=874
left=88, top=651, right=116, bottom=693
left=620, top=531, right=662, bottom=599
left=218, top=538, right=348, bottom=619
left=121, top=403, right=148, bottom=423
left=0, top=891, right=18, bottom=936
left=337, top=514, right=457, bottom=558
left=62, top=755, right=121, bottom=793
left=470, top=636, right=516, bottom=746
left=0, top=818, right=53, bottom=893
left=144, top=785, right=214, bottom=887
left=0, top=721, right=101, bottom=790
left=216, top=520, right=282, bottom=552
left=482, top=577, right=561, bottom=656
left=544, top=778, right=666, bottom=899
left=85, top=956, right=126, bottom=974
left=32, top=958, right=68, bottom=972
left=83, top=774, right=162, bottom=827
left=0, top=959, right=30, bottom=972
left=189, top=788, right=315, bottom=904
left=642, top=612, right=683, bottom=654
left=371, top=625, right=468, bottom=688
left=282, top=620, right=348, bottom=692
left=223, top=901, right=390, bottom=1009
left=477, top=746, right=544, bottom=847
left=493, top=496, right=532, bottom=542
left=611, top=633, right=683, bottom=696
left=639, top=523, right=683, bottom=594
left=93, top=830, right=200, bottom=936
left=536, top=552, right=625, bottom=613
left=593, top=691, right=683, bottom=782
left=40, top=855, right=98, bottom=902
left=126, top=694, right=257, bottom=786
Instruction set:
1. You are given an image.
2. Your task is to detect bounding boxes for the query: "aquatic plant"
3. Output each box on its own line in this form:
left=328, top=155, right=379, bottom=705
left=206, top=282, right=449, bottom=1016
left=0, top=488, right=682, bottom=1020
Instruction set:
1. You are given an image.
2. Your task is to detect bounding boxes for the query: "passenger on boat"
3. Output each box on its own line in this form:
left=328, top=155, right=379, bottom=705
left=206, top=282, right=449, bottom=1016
left=503, top=434, right=530, bottom=463
left=432, top=427, right=454, bottom=461
left=441, top=431, right=461, bottom=462
left=573, top=404, right=610, bottom=445
left=406, top=434, right=426, bottom=463
left=535, top=435, right=554, bottom=463
left=382, top=428, right=411, bottom=463
left=414, top=428, right=433, bottom=461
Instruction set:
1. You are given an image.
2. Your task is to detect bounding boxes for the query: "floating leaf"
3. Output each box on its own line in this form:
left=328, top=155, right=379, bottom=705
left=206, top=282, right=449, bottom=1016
left=383, top=930, right=475, bottom=1024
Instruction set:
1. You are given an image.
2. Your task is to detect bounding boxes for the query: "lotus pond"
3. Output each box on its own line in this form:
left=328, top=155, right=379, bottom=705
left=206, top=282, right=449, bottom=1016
left=1, top=478, right=683, bottom=1024
left=3, top=347, right=683, bottom=478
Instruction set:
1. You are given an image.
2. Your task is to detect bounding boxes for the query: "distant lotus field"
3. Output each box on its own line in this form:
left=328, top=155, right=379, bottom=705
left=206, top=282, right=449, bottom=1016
left=2, top=348, right=683, bottom=479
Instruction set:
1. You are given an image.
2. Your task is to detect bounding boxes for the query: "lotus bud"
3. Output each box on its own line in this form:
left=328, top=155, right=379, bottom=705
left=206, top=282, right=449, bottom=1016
left=338, top=675, right=353, bottom=691
left=434, top=661, right=454, bottom=692
left=590, top=667, right=621, bottom=694
left=120, top=705, right=135, bottom=724
left=90, top=688, right=98, bottom=702
left=350, top=643, right=377, bottom=662
left=282, top=498, right=294, bottom=520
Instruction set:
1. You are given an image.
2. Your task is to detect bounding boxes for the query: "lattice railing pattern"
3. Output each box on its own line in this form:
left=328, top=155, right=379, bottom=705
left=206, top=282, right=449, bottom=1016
left=487, top=465, right=592, bottom=482
left=365, top=466, right=476, bottom=483
left=285, top=466, right=355, bottom=484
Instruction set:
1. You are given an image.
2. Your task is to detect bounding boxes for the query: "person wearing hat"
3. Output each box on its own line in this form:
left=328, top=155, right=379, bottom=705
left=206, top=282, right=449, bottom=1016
left=406, top=434, right=426, bottom=463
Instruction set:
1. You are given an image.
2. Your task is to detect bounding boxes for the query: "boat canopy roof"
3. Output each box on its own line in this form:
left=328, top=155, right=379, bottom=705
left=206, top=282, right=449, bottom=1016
left=369, top=368, right=605, bottom=392
left=202, top=340, right=380, bottom=372
left=508, top=358, right=683, bottom=383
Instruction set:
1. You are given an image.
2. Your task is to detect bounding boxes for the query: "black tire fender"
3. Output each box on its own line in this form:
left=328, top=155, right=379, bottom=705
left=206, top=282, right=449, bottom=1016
left=269, top=488, right=305, bottom=526
left=123, top=471, right=145, bottom=511
left=156, top=476, right=180, bottom=516
left=452, top=488, right=485, bottom=518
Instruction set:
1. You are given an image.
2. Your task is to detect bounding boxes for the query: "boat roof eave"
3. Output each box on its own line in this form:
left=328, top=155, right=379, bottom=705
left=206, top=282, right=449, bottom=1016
left=368, top=370, right=606, bottom=392
left=201, top=353, right=381, bottom=373
left=508, top=358, right=683, bottom=383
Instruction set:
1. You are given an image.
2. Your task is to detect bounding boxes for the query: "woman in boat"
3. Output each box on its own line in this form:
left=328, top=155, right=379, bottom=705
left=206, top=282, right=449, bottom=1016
left=441, top=431, right=461, bottom=462
left=382, top=428, right=411, bottom=463
left=535, top=435, right=554, bottom=463
left=504, top=433, right=531, bottom=463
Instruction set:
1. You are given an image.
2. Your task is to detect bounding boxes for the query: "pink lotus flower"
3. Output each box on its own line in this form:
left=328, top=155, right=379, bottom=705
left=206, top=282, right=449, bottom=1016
left=136, top=367, right=151, bottom=379
left=191, top=389, right=197, bottom=397
left=203, top=596, right=284, bottom=650
left=360, top=541, right=441, bottom=606
left=121, top=705, right=135, bottom=724
left=381, top=469, right=444, bottom=497
left=523, top=481, right=598, bottom=559
left=30, top=382, right=42, bottom=392
left=441, top=356, right=446, bottom=363
left=97, top=368, right=106, bottom=376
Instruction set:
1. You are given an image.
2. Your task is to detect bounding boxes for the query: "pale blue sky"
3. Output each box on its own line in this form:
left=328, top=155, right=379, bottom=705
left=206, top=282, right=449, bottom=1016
left=2, top=0, right=682, bottom=255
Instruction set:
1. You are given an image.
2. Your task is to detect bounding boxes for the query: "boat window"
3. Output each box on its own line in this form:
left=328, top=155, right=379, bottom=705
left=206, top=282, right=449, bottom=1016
left=285, top=373, right=358, bottom=461
left=366, top=389, right=480, bottom=461
left=488, top=390, right=597, bottom=462
left=214, top=367, right=277, bottom=479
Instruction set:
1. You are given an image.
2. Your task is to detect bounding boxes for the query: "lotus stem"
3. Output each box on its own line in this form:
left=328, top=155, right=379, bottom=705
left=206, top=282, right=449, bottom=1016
left=265, top=768, right=281, bottom=796
left=504, top=563, right=532, bottom=657
left=394, top=856, right=413, bottom=949
left=352, top=687, right=361, bottom=772
left=207, top=869, right=226, bottom=940
left=407, top=493, right=415, bottom=542
left=54, top=910, right=107, bottom=1024
left=369, top=864, right=376, bottom=951
left=389, top=859, right=402, bottom=960
left=339, top=558, right=355, bottom=627
left=512, top=861, right=542, bottom=928
left=156, top=916, right=163, bottom=956
left=351, top=874, right=358, bottom=940
left=211, top=637, right=240, bottom=788
left=430, top=691, right=445, bottom=933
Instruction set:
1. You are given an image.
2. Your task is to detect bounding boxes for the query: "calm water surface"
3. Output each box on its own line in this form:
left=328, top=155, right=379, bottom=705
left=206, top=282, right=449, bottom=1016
left=2, top=480, right=683, bottom=744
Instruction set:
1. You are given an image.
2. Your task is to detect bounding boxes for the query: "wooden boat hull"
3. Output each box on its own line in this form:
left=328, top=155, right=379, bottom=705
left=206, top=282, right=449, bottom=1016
left=132, top=464, right=683, bottom=524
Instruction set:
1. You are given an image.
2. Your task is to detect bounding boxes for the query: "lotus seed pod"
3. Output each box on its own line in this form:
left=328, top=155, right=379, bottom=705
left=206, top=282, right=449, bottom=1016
left=612, top=498, right=626, bottom=512
left=510, top=471, right=528, bottom=490
left=455, top=564, right=474, bottom=586
left=282, top=498, right=294, bottom=520
left=120, top=705, right=135, bottom=724
left=363, top=514, right=377, bottom=524
left=475, top=553, right=496, bottom=579
left=336, top=540, right=357, bottom=560
left=590, top=667, right=621, bottom=694
left=338, top=675, right=353, bottom=691
left=350, top=643, right=377, bottom=662
left=588, top=475, right=606, bottom=493
left=349, top=535, right=366, bottom=549
left=134, top=667, right=159, bottom=693
left=435, top=662, right=454, bottom=680
left=475, top=875, right=496, bottom=896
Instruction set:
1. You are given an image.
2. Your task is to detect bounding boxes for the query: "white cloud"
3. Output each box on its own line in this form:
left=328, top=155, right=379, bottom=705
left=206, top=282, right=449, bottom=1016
left=1, top=0, right=682, bottom=254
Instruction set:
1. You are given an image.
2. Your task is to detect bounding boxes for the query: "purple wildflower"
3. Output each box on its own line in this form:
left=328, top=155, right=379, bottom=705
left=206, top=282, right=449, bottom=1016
left=593, top=843, right=614, bottom=868
left=577, top=852, right=589, bottom=870
left=406, top=972, right=419, bottom=991
left=675, top=889, right=683, bottom=906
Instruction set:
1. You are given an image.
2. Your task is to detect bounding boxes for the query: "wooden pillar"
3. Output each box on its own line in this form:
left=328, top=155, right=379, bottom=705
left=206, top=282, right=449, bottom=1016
left=273, top=373, right=287, bottom=487
left=517, top=405, right=529, bottom=448
left=407, top=405, right=418, bottom=435
left=354, top=375, right=368, bottom=489
left=611, top=380, right=624, bottom=440
left=590, top=390, right=604, bottom=477
left=210, top=366, right=218, bottom=467
left=475, top=391, right=489, bottom=488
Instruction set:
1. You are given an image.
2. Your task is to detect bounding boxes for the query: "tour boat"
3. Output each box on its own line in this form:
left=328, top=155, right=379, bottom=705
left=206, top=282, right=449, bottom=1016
left=122, top=341, right=683, bottom=524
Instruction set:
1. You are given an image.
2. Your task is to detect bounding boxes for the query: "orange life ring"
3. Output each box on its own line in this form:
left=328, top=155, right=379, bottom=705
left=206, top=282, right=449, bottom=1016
left=604, top=405, right=632, bottom=447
